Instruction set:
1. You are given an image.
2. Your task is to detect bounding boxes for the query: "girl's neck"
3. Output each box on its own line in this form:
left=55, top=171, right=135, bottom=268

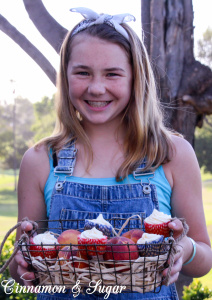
left=82, top=120, right=125, bottom=145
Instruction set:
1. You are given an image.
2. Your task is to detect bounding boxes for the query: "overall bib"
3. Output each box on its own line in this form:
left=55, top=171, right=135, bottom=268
left=37, top=142, right=179, bottom=300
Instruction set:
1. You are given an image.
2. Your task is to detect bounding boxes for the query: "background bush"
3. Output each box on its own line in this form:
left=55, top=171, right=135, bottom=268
left=0, top=233, right=36, bottom=300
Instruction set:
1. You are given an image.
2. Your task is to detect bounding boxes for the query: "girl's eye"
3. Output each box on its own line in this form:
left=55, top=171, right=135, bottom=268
left=107, top=73, right=119, bottom=77
left=77, top=71, right=89, bottom=76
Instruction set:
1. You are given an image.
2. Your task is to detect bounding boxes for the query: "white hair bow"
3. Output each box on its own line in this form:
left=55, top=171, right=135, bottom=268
left=70, top=7, right=136, bottom=40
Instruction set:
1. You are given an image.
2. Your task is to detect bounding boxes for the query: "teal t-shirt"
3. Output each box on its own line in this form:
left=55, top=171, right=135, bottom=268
left=44, top=151, right=172, bottom=217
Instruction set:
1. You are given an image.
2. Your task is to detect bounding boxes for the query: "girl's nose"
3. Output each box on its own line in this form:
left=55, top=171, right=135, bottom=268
left=87, top=78, right=106, bottom=95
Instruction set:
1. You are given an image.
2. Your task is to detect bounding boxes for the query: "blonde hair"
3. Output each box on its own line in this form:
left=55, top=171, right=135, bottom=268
left=37, top=22, right=180, bottom=180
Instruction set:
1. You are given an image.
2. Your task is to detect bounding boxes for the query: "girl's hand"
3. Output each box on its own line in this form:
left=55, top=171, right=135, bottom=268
left=15, top=250, right=35, bottom=287
left=168, top=219, right=185, bottom=240
left=162, top=244, right=183, bottom=284
left=21, top=220, right=34, bottom=234
left=15, top=220, right=36, bottom=287
left=162, top=219, right=185, bottom=284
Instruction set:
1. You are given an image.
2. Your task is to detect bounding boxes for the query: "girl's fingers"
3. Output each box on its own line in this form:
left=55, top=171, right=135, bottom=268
left=15, top=251, right=28, bottom=268
left=21, top=221, right=33, bottom=232
left=162, top=245, right=183, bottom=284
left=17, top=265, right=35, bottom=281
left=15, top=250, right=35, bottom=284
left=168, top=219, right=184, bottom=239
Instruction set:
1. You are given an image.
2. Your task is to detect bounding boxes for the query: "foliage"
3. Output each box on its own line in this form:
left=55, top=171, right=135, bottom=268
left=31, top=95, right=56, bottom=143
left=195, top=116, right=212, bottom=174
left=0, top=95, right=56, bottom=171
left=0, top=97, right=35, bottom=170
left=197, top=27, right=212, bottom=69
left=0, top=233, right=36, bottom=299
left=182, top=279, right=212, bottom=300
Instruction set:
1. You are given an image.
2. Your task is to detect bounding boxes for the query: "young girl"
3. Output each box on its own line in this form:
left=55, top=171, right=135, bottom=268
left=9, top=7, right=212, bottom=300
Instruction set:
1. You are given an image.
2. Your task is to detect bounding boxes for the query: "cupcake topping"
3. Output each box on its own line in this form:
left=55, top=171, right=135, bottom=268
left=33, top=232, right=58, bottom=247
left=80, top=227, right=106, bottom=239
left=89, top=214, right=111, bottom=227
left=144, top=209, right=171, bottom=224
left=137, top=233, right=163, bottom=244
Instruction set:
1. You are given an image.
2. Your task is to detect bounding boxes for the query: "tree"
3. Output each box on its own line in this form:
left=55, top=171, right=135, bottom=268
left=195, top=116, right=212, bottom=173
left=197, top=27, right=212, bottom=69
left=31, top=95, right=56, bottom=143
left=0, top=0, right=212, bottom=146
left=141, top=0, right=212, bottom=145
left=194, top=28, right=212, bottom=174
left=0, top=97, right=35, bottom=170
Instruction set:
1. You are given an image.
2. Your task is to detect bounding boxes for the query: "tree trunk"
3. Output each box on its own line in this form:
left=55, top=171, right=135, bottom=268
left=141, top=0, right=206, bottom=295
left=141, top=0, right=212, bottom=146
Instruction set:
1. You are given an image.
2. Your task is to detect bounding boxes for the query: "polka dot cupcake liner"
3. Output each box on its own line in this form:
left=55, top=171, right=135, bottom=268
left=77, top=235, right=107, bottom=256
left=137, top=235, right=166, bottom=257
left=144, top=221, right=171, bottom=238
left=84, top=220, right=113, bottom=238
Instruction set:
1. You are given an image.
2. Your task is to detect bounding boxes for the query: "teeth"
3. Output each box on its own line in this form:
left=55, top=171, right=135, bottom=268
left=87, top=101, right=110, bottom=107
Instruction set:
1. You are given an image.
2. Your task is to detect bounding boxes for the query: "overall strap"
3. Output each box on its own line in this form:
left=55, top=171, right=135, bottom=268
left=54, top=140, right=77, bottom=175
left=133, top=157, right=155, bottom=175
left=133, top=157, right=155, bottom=195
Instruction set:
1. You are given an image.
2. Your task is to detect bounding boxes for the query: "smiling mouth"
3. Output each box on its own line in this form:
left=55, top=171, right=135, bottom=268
left=85, top=101, right=111, bottom=108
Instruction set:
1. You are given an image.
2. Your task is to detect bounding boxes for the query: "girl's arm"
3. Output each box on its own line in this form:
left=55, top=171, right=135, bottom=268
left=9, top=146, right=49, bottom=285
left=165, top=135, right=212, bottom=278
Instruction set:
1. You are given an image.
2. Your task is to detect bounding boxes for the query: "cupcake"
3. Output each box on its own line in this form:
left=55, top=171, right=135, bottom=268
left=84, top=214, right=113, bottom=238
left=144, top=209, right=171, bottom=237
left=77, top=227, right=107, bottom=256
left=137, top=233, right=164, bottom=257
left=29, top=232, right=58, bottom=259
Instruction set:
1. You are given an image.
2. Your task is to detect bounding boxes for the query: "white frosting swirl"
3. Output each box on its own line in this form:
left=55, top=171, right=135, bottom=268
left=144, top=209, right=171, bottom=224
left=137, top=233, right=163, bottom=244
left=89, top=214, right=111, bottom=227
left=33, top=232, right=58, bottom=248
left=80, top=227, right=106, bottom=239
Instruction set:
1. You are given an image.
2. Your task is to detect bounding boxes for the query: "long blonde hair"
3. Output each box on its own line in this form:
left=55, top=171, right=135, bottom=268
left=37, top=22, right=180, bottom=180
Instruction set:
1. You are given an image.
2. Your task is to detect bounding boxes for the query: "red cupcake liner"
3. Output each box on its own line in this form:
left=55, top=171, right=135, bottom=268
left=77, top=236, right=107, bottom=256
left=144, top=221, right=171, bottom=238
left=29, top=237, right=58, bottom=259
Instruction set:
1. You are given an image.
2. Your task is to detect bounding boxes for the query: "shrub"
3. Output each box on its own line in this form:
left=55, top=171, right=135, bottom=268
left=0, top=233, right=36, bottom=300
left=183, top=279, right=212, bottom=300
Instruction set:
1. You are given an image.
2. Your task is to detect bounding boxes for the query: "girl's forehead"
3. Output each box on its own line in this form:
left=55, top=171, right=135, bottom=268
left=71, top=34, right=112, bottom=48
left=69, top=34, right=129, bottom=60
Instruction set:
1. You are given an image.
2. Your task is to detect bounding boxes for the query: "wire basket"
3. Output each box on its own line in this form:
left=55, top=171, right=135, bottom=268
left=18, top=216, right=176, bottom=294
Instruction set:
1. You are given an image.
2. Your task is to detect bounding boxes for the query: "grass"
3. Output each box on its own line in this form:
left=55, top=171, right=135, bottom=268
left=0, top=171, right=18, bottom=241
left=199, top=177, right=212, bottom=289
left=0, top=169, right=212, bottom=290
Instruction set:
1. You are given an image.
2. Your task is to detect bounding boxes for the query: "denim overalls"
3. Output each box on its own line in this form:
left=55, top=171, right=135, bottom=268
left=37, top=142, right=178, bottom=300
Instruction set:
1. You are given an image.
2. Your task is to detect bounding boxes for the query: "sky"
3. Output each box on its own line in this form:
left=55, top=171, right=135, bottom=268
left=0, top=0, right=212, bottom=104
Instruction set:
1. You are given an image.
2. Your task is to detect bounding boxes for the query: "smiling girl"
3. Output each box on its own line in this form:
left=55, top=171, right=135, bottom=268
left=9, top=7, right=212, bottom=300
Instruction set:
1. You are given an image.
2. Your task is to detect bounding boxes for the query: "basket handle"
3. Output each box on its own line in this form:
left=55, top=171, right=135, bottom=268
left=163, top=217, right=189, bottom=286
left=116, top=214, right=143, bottom=236
left=0, top=217, right=38, bottom=274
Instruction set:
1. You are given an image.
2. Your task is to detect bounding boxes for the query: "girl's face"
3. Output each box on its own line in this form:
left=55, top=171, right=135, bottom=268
left=67, top=35, right=133, bottom=128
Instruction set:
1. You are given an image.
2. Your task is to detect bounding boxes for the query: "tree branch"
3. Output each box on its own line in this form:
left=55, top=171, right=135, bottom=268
left=0, top=14, right=56, bottom=85
left=182, top=86, right=212, bottom=115
left=23, top=0, right=68, bottom=54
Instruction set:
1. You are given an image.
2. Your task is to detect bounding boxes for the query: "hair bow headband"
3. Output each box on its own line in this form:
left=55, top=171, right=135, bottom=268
left=70, top=7, right=136, bottom=40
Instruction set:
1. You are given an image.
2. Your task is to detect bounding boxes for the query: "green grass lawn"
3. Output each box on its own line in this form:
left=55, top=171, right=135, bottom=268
left=199, top=179, right=212, bottom=289
left=0, top=169, right=212, bottom=290
left=0, top=171, right=18, bottom=241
